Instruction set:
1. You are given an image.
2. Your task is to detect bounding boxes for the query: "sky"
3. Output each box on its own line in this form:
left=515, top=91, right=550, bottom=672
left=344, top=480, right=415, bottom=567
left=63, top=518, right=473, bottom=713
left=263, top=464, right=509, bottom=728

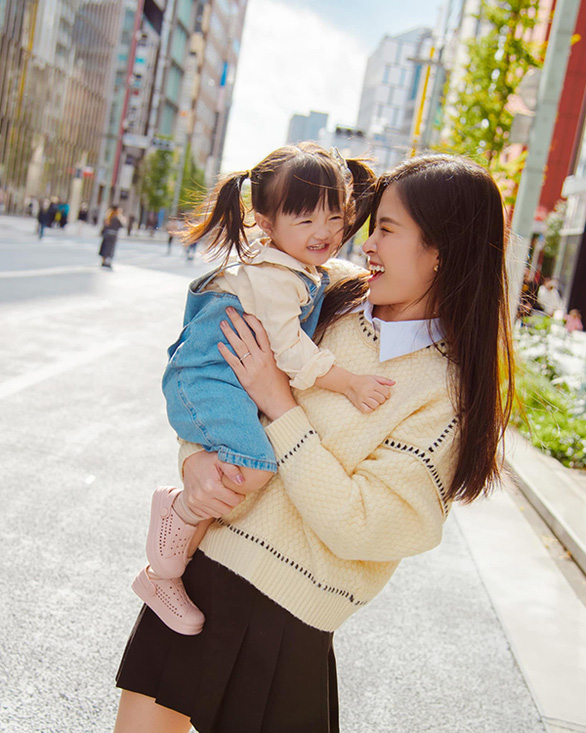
left=221, top=0, right=445, bottom=172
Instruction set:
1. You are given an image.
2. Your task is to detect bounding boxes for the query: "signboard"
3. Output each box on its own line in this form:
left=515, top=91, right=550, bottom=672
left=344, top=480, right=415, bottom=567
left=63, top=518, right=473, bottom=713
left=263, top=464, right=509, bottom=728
left=122, top=133, right=150, bottom=149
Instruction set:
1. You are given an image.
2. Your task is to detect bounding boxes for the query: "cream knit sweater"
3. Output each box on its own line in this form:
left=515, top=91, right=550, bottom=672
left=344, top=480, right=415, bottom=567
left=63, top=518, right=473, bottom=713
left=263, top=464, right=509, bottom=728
left=178, top=308, right=458, bottom=632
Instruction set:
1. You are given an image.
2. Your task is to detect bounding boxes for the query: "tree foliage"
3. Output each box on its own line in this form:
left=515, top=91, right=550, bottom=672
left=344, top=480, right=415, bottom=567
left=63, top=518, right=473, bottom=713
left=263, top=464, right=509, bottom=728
left=139, top=146, right=176, bottom=212
left=179, top=144, right=207, bottom=214
left=442, top=0, right=542, bottom=180
left=543, top=199, right=566, bottom=258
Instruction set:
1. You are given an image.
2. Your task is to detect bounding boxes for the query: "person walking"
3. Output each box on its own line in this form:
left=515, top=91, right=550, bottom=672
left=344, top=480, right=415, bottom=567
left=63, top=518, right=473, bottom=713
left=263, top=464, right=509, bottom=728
left=37, top=200, right=50, bottom=239
left=114, top=155, right=514, bottom=733
left=98, top=206, right=124, bottom=269
left=47, top=198, right=59, bottom=228
left=59, top=202, right=69, bottom=228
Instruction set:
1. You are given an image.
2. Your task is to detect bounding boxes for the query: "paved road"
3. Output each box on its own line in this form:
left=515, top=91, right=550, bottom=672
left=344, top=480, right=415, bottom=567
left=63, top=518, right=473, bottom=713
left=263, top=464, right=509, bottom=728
left=0, top=216, right=550, bottom=732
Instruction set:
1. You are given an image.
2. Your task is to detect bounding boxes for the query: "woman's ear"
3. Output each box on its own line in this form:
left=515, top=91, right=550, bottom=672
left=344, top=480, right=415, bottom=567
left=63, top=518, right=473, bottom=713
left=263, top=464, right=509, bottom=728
left=254, top=212, right=273, bottom=235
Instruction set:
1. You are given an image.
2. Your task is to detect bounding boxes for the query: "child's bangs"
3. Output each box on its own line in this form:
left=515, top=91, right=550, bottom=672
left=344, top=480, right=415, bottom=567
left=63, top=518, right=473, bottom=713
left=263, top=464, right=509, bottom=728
left=277, top=158, right=345, bottom=216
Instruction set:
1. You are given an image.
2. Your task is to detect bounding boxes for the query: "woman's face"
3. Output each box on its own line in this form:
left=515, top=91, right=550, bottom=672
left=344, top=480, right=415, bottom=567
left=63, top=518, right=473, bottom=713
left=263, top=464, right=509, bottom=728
left=362, top=184, right=439, bottom=322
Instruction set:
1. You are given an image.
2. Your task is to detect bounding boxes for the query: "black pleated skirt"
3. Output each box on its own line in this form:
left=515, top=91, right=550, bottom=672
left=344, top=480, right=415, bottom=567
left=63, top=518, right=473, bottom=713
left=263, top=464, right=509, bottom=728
left=116, top=551, right=339, bottom=733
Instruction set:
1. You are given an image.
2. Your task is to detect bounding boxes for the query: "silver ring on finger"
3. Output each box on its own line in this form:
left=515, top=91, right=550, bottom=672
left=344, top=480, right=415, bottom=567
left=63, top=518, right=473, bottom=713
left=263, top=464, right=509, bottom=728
left=239, top=351, right=252, bottom=363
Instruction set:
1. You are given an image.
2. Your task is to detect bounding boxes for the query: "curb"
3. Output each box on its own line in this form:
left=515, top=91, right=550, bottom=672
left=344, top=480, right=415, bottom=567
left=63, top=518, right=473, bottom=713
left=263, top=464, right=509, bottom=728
left=505, top=428, right=586, bottom=577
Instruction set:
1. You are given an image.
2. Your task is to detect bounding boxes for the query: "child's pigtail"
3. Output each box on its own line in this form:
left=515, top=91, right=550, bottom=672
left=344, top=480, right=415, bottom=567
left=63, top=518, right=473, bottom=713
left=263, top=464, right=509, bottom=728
left=185, top=171, right=252, bottom=263
left=344, top=158, right=377, bottom=241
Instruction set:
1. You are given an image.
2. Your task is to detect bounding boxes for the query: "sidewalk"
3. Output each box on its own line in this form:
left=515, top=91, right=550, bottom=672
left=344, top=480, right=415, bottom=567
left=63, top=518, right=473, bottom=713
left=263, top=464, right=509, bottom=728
left=1, top=218, right=585, bottom=731
left=492, top=428, right=586, bottom=733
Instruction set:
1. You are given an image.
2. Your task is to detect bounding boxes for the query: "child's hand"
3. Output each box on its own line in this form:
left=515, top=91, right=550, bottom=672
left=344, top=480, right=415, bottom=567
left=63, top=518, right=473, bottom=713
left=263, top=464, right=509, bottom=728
left=345, top=374, right=395, bottom=413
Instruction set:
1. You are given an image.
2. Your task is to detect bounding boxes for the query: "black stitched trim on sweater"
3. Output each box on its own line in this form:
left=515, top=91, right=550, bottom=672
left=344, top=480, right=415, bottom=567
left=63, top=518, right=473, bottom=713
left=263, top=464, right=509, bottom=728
left=215, top=518, right=367, bottom=607
left=428, top=418, right=457, bottom=453
left=358, top=312, right=378, bottom=342
left=382, top=425, right=457, bottom=516
left=276, top=429, right=318, bottom=467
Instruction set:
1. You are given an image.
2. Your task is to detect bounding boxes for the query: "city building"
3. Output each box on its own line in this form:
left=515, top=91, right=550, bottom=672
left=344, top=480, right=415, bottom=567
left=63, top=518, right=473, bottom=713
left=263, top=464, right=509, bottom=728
left=356, top=27, right=433, bottom=172
left=190, top=0, right=248, bottom=182
left=0, top=0, right=121, bottom=214
left=100, top=0, right=248, bottom=221
left=286, top=111, right=329, bottom=144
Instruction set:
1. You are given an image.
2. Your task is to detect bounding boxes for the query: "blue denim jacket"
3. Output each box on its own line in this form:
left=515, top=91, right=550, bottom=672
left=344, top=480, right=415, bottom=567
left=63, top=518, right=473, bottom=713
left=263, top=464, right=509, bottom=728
left=162, top=265, right=330, bottom=472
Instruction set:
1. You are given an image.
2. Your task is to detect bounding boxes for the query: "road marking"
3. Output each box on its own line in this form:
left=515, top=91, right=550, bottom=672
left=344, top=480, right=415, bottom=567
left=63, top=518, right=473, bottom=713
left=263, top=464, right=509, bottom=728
left=0, top=340, right=125, bottom=399
left=0, top=265, right=99, bottom=278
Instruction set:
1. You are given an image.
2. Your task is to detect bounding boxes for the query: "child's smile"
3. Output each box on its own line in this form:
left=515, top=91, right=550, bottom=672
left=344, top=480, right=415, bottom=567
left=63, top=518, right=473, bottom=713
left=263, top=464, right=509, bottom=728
left=256, top=205, right=344, bottom=267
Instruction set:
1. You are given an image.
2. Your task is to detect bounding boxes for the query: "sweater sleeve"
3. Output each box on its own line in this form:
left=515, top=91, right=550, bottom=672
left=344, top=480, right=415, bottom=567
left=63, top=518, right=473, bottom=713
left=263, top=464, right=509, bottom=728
left=264, top=406, right=450, bottom=562
left=235, top=265, right=336, bottom=388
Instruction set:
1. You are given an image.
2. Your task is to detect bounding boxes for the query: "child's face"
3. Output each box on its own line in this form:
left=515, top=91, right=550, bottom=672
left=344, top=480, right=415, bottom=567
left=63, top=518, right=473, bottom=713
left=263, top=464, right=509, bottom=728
left=256, top=204, right=344, bottom=267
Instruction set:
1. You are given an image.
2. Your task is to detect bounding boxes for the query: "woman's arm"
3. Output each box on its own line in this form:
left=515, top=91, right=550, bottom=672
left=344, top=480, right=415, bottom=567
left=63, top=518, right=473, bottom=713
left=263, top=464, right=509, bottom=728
left=263, top=406, right=448, bottom=561
left=219, top=310, right=451, bottom=562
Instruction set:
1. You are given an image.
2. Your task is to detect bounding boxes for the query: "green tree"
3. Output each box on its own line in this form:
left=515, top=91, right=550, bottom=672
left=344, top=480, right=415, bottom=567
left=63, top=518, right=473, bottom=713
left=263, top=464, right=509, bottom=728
left=178, top=144, right=207, bottom=214
left=139, top=147, right=176, bottom=212
left=441, top=0, right=541, bottom=180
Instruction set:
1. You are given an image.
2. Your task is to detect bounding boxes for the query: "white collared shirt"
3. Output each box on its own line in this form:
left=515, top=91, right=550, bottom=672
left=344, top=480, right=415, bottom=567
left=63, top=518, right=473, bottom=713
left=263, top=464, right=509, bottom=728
left=360, top=300, right=444, bottom=362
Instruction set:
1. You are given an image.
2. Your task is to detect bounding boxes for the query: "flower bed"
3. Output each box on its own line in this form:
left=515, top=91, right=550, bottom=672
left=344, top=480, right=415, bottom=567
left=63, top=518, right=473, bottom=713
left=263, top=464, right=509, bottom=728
left=513, top=316, right=586, bottom=469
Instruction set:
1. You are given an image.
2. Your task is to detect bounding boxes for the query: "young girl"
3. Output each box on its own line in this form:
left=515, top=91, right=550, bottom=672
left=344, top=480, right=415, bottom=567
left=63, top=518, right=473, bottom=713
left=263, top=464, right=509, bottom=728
left=131, top=143, right=394, bottom=634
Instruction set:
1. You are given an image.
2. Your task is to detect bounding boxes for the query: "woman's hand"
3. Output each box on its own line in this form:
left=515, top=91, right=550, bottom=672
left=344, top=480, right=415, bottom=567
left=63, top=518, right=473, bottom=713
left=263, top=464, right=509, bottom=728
left=218, top=307, right=297, bottom=422
left=182, top=451, right=245, bottom=519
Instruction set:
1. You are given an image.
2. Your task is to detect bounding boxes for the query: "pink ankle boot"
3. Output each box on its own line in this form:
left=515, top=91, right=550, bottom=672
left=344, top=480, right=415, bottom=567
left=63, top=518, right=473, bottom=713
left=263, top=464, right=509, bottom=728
left=146, top=486, right=198, bottom=579
left=132, top=566, right=205, bottom=635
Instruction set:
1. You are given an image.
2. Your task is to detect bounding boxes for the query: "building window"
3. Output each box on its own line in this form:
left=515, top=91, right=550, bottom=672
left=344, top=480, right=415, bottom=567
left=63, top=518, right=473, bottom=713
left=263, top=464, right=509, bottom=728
left=382, top=65, right=390, bottom=84
left=409, top=65, right=422, bottom=101
left=399, top=68, right=406, bottom=87
left=176, top=0, right=192, bottom=28
left=387, top=87, right=394, bottom=105
left=170, top=25, right=188, bottom=66
left=160, top=102, right=176, bottom=136
left=166, top=63, right=183, bottom=104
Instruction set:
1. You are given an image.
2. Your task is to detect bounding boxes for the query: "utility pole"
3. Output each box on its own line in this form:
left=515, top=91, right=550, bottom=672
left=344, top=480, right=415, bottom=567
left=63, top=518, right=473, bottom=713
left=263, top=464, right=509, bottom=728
left=509, top=0, right=581, bottom=317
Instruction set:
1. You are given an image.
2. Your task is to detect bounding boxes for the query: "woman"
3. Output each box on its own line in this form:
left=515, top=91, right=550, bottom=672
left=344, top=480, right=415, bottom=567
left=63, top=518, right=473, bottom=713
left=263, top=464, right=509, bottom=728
left=99, top=206, right=124, bottom=269
left=114, top=155, right=513, bottom=732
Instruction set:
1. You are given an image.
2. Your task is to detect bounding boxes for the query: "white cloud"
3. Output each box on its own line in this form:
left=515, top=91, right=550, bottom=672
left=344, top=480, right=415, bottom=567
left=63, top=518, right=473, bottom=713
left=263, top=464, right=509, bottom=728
left=221, top=0, right=367, bottom=172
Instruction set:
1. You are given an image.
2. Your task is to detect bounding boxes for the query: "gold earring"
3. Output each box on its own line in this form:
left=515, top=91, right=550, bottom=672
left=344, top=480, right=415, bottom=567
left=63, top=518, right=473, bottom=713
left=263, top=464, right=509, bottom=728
left=434, top=264, right=439, bottom=273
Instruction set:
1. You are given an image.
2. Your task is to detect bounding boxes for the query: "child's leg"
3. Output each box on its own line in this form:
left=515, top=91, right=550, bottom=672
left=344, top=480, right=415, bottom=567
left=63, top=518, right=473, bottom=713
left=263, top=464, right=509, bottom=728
left=146, top=486, right=204, bottom=579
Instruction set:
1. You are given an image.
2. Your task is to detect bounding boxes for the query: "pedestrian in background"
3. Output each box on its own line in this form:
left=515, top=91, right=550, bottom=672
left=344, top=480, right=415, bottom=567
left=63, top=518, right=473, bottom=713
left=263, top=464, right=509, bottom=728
left=37, top=199, right=50, bottom=239
left=98, top=205, right=124, bottom=269
left=146, top=211, right=157, bottom=236
left=166, top=217, right=181, bottom=255
left=114, top=155, right=514, bottom=733
left=58, top=202, right=69, bottom=228
left=565, top=309, right=583, bottom=333
left=47, top=198, right=59, bottom=228
left=537, top=277, right=565, bottom=317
